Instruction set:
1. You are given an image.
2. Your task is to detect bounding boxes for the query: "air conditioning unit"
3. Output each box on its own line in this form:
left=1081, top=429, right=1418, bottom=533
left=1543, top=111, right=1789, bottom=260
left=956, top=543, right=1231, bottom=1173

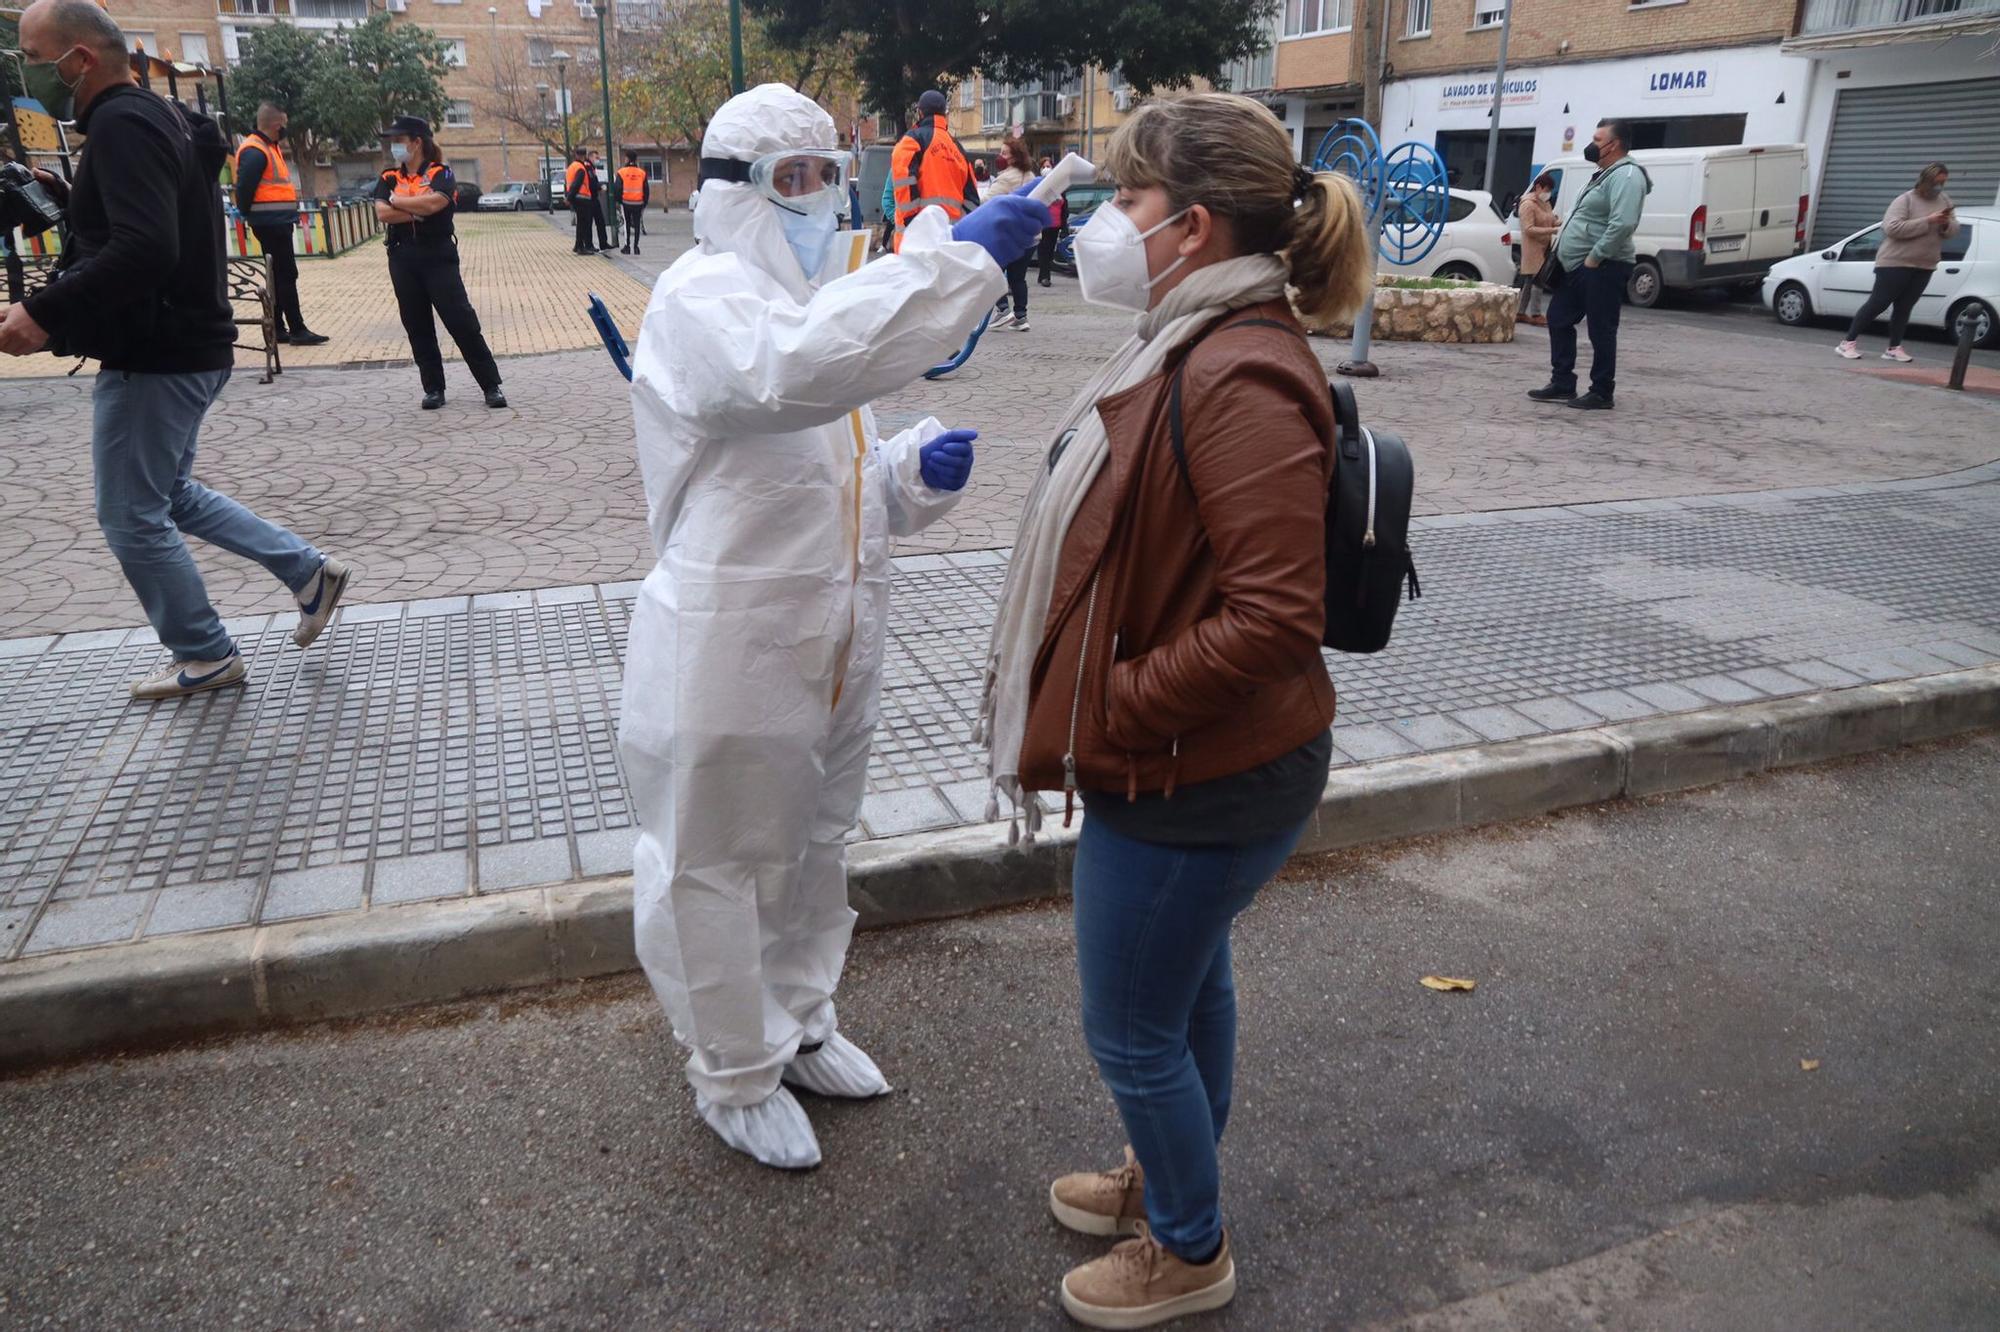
left=1112, top=89, right=1133, bottom=112
left=1055, top=94, right=1074, bottom=117
left=385, top=0, right=407, bottom=11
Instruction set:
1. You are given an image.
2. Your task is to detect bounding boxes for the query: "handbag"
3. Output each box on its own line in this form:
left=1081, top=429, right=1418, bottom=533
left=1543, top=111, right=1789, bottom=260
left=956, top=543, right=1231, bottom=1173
left=1534, top=251, right=1565, bottom=291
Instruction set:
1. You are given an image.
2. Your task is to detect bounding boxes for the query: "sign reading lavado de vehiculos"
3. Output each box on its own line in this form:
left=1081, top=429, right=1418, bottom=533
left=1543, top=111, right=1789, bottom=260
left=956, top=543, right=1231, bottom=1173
left=1439, top=75, right=1540, bottom=110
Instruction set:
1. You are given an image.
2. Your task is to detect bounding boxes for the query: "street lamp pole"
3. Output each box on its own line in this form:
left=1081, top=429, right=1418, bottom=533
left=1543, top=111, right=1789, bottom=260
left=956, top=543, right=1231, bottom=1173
left=552, top=51, right=574, bottom=167
left=536, top=83, right=552, bottom=210
left=728, top=0, right=744, bottom=95
left=489, top=7, right=509, bottom=181
left=1480, top=1, right=1515, bottom=196
left=594, top=0, right=618, bottom=246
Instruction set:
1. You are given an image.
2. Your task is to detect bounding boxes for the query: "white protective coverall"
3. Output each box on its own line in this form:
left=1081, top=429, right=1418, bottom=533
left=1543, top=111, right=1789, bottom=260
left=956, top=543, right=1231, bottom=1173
left=621, top=85, right=1005, bottom=1111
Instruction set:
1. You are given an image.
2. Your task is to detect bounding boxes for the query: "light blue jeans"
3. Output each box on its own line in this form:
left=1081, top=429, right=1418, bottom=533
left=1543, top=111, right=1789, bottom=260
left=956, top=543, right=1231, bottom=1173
left=93, top=368, right=322, bottom=661
left=1072, top=816, right=1309, bottom=1263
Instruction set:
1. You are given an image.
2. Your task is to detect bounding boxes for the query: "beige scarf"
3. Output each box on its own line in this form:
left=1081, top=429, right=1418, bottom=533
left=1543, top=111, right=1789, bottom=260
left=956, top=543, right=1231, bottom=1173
left=975, top=253, right=1292, bottom=841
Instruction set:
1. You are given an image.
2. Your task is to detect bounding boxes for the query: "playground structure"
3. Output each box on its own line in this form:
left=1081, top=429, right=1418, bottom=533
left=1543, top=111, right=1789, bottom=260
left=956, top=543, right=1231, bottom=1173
left=1311, top=119, right=1453, bottom=377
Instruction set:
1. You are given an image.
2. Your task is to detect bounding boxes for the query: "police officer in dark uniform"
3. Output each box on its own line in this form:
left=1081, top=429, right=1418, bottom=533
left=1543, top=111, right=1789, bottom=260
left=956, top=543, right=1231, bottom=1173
left=372, top=115, right=505, bottom=410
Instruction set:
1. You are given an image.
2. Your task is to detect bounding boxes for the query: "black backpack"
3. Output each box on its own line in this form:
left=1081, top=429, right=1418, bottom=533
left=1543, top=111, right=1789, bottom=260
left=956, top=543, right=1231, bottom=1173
left=1167, top=317, right=1421, bottom=654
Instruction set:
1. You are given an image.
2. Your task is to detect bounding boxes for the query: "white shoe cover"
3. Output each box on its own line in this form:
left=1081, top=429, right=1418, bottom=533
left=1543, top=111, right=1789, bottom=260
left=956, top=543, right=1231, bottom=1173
left=695, top=1087, right=822, bottom=1170
left=783, top=1031, right=891, bottom=1099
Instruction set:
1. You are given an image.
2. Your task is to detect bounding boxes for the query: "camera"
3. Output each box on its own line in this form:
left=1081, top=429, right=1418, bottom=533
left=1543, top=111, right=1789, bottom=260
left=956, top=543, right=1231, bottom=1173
left=0, top=160, right=63, bottom=237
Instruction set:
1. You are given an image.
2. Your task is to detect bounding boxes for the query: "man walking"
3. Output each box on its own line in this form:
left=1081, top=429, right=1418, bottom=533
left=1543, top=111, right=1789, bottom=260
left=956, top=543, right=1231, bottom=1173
left=0, top=0, right=351, bottom=700
left=616, top=151, right=648, bottom=255
left=888, top=88, right=979, bottom=252
left=566, top=148, right=598, bottom=253
left=1528, top=118, right=1649, bottom=411
left=233, top=102, right=328, bottom=345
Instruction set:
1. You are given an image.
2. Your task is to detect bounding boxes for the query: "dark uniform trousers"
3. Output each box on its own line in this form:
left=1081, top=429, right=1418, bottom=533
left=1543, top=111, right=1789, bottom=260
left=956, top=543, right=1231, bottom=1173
left=389, top=239, right=502, bottom=394
left=572, top=198, right=597, bottom=252
left=622, top=203, right=645, bottom=248
left=1546, top=259, right=1634, bottom=401
left=250, top=223, right=306, bottom=334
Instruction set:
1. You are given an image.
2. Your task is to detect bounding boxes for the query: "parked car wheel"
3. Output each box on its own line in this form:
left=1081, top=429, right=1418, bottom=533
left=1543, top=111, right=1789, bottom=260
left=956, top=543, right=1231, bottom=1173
left=1950, top=298, right=1997, bottom=349
left=1434, top=261, right=1481, bottom=282
left=1772, top=282, right=1814, bottom=327
left=1626, top=258, right=1663, bottom=308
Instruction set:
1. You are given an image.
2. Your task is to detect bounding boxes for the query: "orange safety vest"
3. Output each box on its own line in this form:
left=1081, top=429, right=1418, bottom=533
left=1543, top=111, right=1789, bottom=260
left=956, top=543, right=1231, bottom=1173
left=235, top=132, right=298, bottom=214
left=890, top=115, right=977, bottom=251
left=566, top=160, right=594, bottom=199
left=617, top=164, right=649, bottom=204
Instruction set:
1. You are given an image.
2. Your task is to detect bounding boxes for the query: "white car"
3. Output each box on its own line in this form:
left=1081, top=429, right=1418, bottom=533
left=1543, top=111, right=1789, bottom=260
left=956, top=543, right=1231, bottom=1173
left=1763, top=206, right=1998, bottom=348
left=1397, top=188, right=1517, bottom=285
left=477, top=182, right=534, bottom=212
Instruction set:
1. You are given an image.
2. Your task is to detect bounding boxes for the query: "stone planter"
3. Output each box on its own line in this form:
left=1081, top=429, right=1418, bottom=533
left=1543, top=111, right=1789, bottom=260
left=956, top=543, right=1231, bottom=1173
left=1308, top=275, right=1519, bottom=343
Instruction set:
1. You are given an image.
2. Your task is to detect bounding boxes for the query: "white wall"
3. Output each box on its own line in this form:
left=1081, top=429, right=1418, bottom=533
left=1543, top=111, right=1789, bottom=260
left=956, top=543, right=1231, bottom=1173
left=1797, top=34, right=2000, bottom=214
left=1380, top=44, right=1812, bottom=168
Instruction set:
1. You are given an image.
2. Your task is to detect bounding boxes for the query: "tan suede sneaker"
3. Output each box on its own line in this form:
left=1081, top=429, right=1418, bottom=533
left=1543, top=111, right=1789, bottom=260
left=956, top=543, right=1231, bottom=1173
left=1049, top=1146, right=1147, bottom=1237
left=1060, top=1225, right=1236, bottom=1329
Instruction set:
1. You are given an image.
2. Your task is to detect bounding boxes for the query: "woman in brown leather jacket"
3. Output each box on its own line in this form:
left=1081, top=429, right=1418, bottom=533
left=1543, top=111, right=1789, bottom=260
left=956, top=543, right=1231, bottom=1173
left=975, top=94, right=1373, bottom=1328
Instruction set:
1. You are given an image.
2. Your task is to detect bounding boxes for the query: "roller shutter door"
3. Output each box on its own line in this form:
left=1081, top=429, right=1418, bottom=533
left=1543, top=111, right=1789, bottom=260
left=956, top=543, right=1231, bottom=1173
left=1813, top=77, right=2000, bottom=247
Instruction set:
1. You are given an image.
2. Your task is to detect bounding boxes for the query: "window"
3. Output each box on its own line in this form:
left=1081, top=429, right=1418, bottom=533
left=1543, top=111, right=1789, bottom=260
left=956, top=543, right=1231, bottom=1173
left=1446, top=194, right=1477, bottom=223
left=126, top=30, right=156, bottom=53
left=1405, top=0, right=1432, bottom=36
left=178, top=33, right=211, bottom=65
left=959, top=81, right=974, bottom=109
left=1284, top=0, right=1354, bottom=37
left=444, top=38, right=469, bottom=67
left=1839, top=226, right=1882, bottom=264
left=637, top=154, right=664, bottom=181
left=445, top=100, right=474, bottom=128
left=1941, top=226, right=1973, bottom=264
left=528, top=37, right=554, bottom=67
left=1472, top=1, right=1507, bottom=29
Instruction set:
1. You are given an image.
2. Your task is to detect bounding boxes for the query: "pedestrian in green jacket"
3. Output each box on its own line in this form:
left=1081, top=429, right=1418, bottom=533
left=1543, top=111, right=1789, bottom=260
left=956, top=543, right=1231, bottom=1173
left=1530, top=118, right=1650, bottom=411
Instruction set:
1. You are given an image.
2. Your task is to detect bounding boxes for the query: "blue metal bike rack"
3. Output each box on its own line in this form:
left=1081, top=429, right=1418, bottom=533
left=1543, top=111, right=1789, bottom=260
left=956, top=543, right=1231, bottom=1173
left=1312, top=119, right=1450, bottom=376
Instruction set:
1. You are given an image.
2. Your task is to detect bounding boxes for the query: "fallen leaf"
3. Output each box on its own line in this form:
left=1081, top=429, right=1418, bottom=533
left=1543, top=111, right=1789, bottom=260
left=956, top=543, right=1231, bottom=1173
left=1800, top=1059, right=1821, bottom=1072
left=1420, top=975, right=1477, bottom=993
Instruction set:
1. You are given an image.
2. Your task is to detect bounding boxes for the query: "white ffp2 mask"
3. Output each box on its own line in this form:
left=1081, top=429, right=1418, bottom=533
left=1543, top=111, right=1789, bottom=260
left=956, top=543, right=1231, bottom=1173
left=1073, top=202, right=1190, bottom=312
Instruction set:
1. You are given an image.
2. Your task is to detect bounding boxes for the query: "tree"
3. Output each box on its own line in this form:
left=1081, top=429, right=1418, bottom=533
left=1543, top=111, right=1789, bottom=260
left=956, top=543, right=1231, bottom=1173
left=747, top=0, right=1277, bottom=134
left=227, top=14, right=452, bottom=161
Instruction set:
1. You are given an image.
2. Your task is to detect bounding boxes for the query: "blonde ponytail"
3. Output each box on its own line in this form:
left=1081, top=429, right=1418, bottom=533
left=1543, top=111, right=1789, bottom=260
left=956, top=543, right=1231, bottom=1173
left=1286, top=171, right=1374, bottom=325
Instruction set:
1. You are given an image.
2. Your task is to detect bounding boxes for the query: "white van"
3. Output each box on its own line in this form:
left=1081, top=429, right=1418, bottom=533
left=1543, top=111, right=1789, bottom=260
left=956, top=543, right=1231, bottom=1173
left=1530, top=143, right=1810, bottom=308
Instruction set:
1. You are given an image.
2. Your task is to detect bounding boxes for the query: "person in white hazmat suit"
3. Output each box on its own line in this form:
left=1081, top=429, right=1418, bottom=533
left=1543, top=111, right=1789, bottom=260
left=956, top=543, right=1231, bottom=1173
left=620, top=84, right=1050, bottom=1170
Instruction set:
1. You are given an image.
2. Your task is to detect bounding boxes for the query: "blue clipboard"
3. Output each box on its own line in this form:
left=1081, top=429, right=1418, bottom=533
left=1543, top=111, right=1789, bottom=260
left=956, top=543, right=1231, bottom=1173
left=587, top=292, right=633, bottom=381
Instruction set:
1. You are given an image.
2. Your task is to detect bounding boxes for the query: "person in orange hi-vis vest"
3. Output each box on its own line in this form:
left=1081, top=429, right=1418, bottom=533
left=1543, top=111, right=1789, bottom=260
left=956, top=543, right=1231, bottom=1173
left=889, top=88, right=979, bottom=252
left=617, top=151, right=650, bottom=255
left=233, top=103, right=327, bottom=345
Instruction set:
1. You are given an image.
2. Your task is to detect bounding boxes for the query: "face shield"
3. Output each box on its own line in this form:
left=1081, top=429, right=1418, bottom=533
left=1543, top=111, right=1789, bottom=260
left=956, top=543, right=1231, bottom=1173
left=748, top=149, right=852, bottom=217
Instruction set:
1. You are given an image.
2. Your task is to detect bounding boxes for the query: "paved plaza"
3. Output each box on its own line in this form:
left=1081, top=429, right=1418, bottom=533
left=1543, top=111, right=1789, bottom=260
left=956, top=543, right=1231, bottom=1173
left=3, top=212, right=1999, bottom=963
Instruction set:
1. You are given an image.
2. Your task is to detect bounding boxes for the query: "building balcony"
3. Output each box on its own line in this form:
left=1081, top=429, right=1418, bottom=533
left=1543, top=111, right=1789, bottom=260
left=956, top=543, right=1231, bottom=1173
left=217, top=0, right=369, bottom=18
left=1793, top=0, right=2000, bottom=44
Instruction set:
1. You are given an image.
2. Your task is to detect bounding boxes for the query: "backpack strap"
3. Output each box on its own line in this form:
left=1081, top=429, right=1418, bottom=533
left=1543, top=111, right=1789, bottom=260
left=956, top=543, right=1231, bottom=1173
left=1167, top=316, right=1312, bottom=490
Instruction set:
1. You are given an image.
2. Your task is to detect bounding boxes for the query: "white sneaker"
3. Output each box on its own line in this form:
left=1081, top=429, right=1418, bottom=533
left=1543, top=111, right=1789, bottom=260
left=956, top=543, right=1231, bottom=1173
left=1881, top=346, right=1914, bottom=363
left=129, top=652, right=247, bottom=701
left=783, top=1031, right=891, bottom=1099
left=1835, top=341, right=1861, bottom=360
left=695, top=1087, right=821, bottom=1169
left=292, top=557, right=353, bottom=648
left=1010, top=315, right=1031, bottom=332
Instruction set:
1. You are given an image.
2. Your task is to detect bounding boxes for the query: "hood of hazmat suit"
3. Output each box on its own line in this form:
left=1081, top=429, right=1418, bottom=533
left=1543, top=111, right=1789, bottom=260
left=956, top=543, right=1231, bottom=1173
left=620, top=83, right=1005, bottom=1112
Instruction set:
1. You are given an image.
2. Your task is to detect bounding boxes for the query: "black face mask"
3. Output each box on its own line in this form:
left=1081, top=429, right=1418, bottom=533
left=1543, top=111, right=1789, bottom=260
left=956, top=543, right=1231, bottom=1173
left=275, top=124, right=288, bottom=139
left=1583, top=141, right=1604, bottom=164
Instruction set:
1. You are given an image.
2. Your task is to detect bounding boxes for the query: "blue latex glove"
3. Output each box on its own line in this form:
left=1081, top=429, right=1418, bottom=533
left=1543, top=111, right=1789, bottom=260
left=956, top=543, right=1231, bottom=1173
left=951, top=195, right=1053, bottom=269
left=919, top=429, right=977, bottom=492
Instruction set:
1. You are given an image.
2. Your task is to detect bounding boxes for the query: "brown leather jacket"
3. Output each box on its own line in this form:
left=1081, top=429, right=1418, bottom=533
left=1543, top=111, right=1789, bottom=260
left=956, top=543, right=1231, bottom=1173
left=1019, top=300, right=1338, bottom=814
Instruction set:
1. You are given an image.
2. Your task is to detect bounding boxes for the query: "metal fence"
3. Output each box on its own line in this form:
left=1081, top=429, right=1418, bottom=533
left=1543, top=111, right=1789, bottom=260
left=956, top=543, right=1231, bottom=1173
left=1800, top=0, right=2000, bottom=35
left=224, top=201, right=383, bottom=260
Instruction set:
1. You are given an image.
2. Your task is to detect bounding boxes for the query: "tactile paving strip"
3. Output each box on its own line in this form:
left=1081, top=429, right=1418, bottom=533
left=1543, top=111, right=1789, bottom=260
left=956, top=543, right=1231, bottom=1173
left=3, top=474, right=1997, bottom=957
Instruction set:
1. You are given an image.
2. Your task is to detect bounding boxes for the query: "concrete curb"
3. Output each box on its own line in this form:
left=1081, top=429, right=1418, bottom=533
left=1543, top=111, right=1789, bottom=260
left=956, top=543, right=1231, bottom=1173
left=4, top=666, right=1996, bottom=1071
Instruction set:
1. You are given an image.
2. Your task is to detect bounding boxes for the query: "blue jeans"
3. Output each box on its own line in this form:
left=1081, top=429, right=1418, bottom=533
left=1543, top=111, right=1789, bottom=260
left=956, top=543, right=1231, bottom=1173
left=93, top=368, right=322, bottom=661
left=1546, top=259, right=1633, bottom=399
left=1072, top=816, right=1308, bottom=1263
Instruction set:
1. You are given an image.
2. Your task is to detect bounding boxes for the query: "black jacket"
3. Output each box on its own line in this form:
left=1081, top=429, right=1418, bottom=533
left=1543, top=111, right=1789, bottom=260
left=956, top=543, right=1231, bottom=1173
left=24, top=83, right=235, bottom=373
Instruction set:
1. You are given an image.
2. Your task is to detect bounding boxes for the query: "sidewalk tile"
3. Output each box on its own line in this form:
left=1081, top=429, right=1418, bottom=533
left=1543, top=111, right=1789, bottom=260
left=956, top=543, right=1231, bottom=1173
left=407, top=596, right=469, bottom=620
left=1729, top=667, right=1817, bottom=697
left=146, top=878, right=259, bottom=936
left=944, top=550, right=1007, bottom=568
left=339, top=602, right=405, bottom=625
left=1922, top=640, right=1998, bottom=669
left=1389, top=714, right=1482, bottom=751
left=940, top=778, right=1000, bottom=824
left=534, top=584, right=598, bottom=606
left=222, top=614, right=273, bottom=639
left=373, top=850, right=470, bottom=905
left=601, top=581, right=645, bottom=600
left=0, top=906, right=34, bottom=958
left=893, top=554, right=951, bottom=573
left=1332, top=723, right=1421, bottom=762
left=1627, top=682, right=1711, bottom=713
left=1514, top=696, right=1609, bottom=731
left=471, top=591, right=534, bottom=613
left=861, top=787, right=954, bottom=837
left=53, top=629, right=131, bottom=653
left=1882, top=646, right=1962, bottom=675
left=1682, top=675, right=1765, bottom=704
left=1822, top=650, right=1918, bottom=683
left=23, top=894, right=149, bottom=954
left=1780, top=660, right=1866, bottom=690
left=0, top=635, right=57, bottom=659
left=479, top=836, right=574, bottom=892
left=576, top=828, right=634, bottom=877
left=1451, top=705, right=1546, bottom=742
left=1568, top=689, right=1655, bottom=722
left=262, top=863, right=365, bottom=921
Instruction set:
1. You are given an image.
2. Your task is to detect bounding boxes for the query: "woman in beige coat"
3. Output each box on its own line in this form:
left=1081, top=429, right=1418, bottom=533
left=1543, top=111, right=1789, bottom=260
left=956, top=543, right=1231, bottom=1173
left=1515, top=172, right=1559, bottom=326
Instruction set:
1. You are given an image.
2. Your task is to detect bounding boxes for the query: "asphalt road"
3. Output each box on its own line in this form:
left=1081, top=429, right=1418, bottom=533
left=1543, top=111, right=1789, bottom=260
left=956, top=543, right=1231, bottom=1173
left=5, top=736, right=1999, bottom=1330
left=1639, top=284, right=2000, bottom=372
